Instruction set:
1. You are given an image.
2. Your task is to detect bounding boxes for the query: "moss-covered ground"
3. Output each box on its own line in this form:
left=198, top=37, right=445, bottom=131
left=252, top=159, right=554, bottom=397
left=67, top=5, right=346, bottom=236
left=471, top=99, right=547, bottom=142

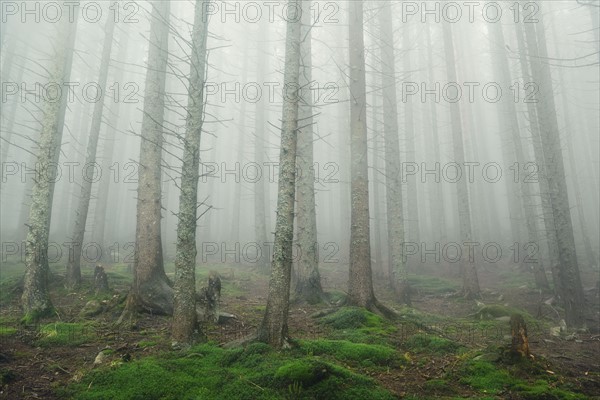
left=0, top=258, right=597, bottom=399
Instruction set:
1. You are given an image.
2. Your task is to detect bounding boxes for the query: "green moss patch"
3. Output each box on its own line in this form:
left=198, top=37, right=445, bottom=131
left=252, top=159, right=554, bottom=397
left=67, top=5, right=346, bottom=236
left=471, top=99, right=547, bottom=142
left=62, top=342, right=395, bottom=400
left=299, top=339, right=402, bottom=368
left=36, top=322, right=95, bottom=347
left=457, top=359, right=586, bottom=399
left=408, top=274, right=460, bottom=295
left=404, top=334, right=463, bottom=355
left=320, top=307, right=385, bottom=330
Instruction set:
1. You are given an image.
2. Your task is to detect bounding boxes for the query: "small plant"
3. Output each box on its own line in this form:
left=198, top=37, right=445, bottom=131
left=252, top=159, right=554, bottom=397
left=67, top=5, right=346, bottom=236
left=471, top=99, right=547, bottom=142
left=287, top=380, right=302, bottom=398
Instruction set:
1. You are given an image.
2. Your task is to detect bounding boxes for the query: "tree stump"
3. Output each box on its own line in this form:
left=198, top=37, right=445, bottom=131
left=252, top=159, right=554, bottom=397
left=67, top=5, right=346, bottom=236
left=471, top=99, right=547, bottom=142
left=196, top=271, right=221, bottom=323
left=94, top=265, right=110, bottom=294
left=510, top=313, right=529, bottom=358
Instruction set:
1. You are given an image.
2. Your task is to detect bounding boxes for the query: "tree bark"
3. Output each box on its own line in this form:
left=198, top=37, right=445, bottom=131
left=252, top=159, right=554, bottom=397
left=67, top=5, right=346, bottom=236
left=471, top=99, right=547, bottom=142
left=22, top=12, right=78, bottom=321
left=442, top=20, right=480, bottom=299
left=378, top=3, right=410, bottom=304
left=548, top=15, right=598, bottom=270
left=66, top=14, right=116, bottom=287
left=93, top=28, right=130, bottom=261
left=515, top=19, right=561, bottom=292
left=293, top=0, right=324, bottom=304
left=257, top=0, right=302, bottom=348
left=127, top=0, right=173, bottom=316
left=424, top=23, right=446, bottom=245
left=523, top=2, right=585, bottom=327
left=253, top=20, right=270, bottom=271
left=402, top=22, right=420, bottom=250
left=488, top=13, right=549, bottom=290
left=172, top=0, right=211, bottom=347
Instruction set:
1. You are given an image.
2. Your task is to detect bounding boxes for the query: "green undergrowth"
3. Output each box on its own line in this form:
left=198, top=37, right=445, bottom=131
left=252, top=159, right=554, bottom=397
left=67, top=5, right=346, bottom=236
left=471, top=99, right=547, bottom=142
left=404, top=333, right=463, bottom=355
left=36, top=322, right=96, bottom=347
left=61, top=342, right=395, bottom=400
left=408, top=274, right=460, bottom=295
left=0, top=316, right=18, bottom=337
left=456, top=358, right=586, bottom=399
left=102, top=264, right=133, bottom=286
left=396, top=305, right=449, bottom=327
left=318, top=307, right=396, bottom=345
left=298, top=339, right=404, bottom=368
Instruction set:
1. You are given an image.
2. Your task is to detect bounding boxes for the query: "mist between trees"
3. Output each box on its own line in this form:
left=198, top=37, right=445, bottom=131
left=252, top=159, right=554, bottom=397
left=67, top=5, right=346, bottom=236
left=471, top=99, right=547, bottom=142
left=0, top=0, right=598, bottom=345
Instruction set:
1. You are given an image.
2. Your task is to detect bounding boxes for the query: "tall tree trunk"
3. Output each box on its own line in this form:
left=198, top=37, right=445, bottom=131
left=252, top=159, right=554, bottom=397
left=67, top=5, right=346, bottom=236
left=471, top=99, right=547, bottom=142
left=66, top=14, right=116, bottom=287
left=253, top=20, right=270, bottom=271
left=424, top=23, right=446, bottom=244
left=442, top=20, right=480, bottom=299
left=94, top=29, right=130, bottom=259
left=294, top=0, right=323, bottom=304
left=127, top=0, right=173, bottom=316
left=171, top=0, right=211, bottom=347
left=378, top=3, right=410, bottom=304
left=523, top=2, right=585, bottom=327
left=230, top=49, right=250, bottom=245
left=488, top=13, right=549, bottom=290
left=345, top=0, right=394, bottom=318
left=402, top=22, right=420, bottom=251
left=370, top=74, right=385, bottom=279
left=549, top=16, right=598, bottom=270
left=258, top=0, right=302, bottom=348
left=22, top=12, right=78, bottom=321
left=515, top=19, right=561, bottom=292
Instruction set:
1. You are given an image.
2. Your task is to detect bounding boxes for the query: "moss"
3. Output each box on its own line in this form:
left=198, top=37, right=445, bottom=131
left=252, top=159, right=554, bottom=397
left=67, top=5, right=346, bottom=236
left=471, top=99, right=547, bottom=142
left=0, top=326, right=17, bottom=336
left=36, top=322, right=95, bottom=347
left=514, top=380, right=587, bottom=399
left=320, top=307, right=385, bottom=330
left=21, top=306, right=56, bottom=325
left=423, top=379, right=456, bottom=395
left=137, top=340, right=158, bottom=348
left=458, top=359, right=516, bottom=393
left=63, top=342, right=394, bottom=400
left=274, top=359, right=331, bottom=387
left=408, top=274, right=460, bottom=295
left=299, top=339, right=402, bottom=368
left=404, top=334, right=463, bottom=355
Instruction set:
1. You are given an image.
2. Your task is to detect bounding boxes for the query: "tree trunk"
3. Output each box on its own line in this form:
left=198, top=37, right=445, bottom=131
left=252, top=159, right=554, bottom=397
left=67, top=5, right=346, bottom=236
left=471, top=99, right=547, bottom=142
left=549, top=16, right=598, bottom=270
left=94, top=29, right=130, bottom=261
left=293, top=0, right=324, bottom=304
left=66, top=14, right=116, bottom=287
left=370, top=73, right=385, bottom=280
left=172, top=0, right=211, bottom=347
left=378, top=3, right=410, bottom=304
left=402, top=22, right=420, bottom=251
left=257, top=0, right=302, bottom=348
left=442, top=20, right=480, bottom=299
left=424, top=23, right=446, bottom=244
left=488, top=14, right=549, bottom=290
left=127, top=0, right=173, bottom=316
left=523, top=2, right=585, bottom=327
left=515, top=19, right=561, bottom=292
left=230, top=51, right=249, bottom=245
left=253, top=20, right=270, bottom=271
left=22, top=12, right=78, bottom=321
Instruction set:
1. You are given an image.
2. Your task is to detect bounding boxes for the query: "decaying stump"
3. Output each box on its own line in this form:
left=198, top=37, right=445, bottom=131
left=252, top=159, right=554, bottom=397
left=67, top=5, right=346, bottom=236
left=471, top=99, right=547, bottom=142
left=94, top=265, right=110, bottom=294
left=510, top=313, right=529, bottom=358
left=196, top=271, right=221, bottom=323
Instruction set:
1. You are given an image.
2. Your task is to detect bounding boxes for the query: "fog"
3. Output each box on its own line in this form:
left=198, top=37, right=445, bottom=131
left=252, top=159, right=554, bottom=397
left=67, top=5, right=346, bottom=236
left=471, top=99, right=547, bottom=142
left=1, top=0, right=598, bottom=317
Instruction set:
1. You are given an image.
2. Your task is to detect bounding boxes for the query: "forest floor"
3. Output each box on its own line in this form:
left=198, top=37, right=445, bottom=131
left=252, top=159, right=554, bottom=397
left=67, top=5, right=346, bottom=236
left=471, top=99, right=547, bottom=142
left=0, top=258, right=599, bottom=399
